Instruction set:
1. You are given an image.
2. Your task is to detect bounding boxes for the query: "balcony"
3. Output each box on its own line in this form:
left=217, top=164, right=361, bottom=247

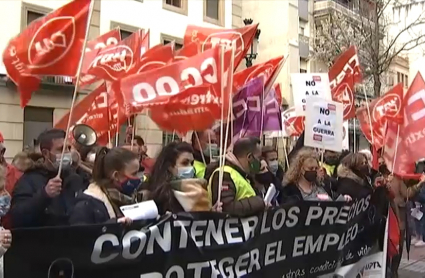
left=299, top=34, right=310, bottom=59
left=313, top=0, right=374, bottom=22
left=42, top=76, right=74, bottom=86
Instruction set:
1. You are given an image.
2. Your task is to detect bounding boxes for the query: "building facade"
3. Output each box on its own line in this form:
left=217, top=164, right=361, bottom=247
left=0, top=0, right=235, bottom=160
left=240, top=0, right=315, bottom=106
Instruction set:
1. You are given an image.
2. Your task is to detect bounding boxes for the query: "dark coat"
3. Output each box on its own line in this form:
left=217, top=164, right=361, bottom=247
left=10, top=167, right=85, bottom=228
left=208, top=160, right=265, bottom=217
left=336, top=165, right=374, bottom=199
left=69, top=191, right=114, bottom=225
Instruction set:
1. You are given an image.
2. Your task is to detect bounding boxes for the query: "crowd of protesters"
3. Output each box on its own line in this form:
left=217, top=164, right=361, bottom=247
left=0, top=128, right=424, bottom=278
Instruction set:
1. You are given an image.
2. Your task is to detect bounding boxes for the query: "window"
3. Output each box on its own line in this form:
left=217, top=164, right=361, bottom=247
left=27, top=11, right=44, bottom=25
left=23, top=107, right=53, bottom=148
left=163, top=132, right=180, bottom=146
left=161, top=34, right=184, bottom=50
left=110, top=22, right=139, bottom=40
left=397, top=72, right=401, bottom=84
left=404, top=75, right=408, bottom=87
left=299, top=26, right=305, bottom=35
left=163, top=0, right=188, bottom=15
left=120, top=30, right=133, bottom=40
left=204, top=0, right=224, bottom=26
left=388, top=74, right=394, bottom=86
left=300, top=68, right=307, bottom=73
left=21, top=4, right=51, bottom=31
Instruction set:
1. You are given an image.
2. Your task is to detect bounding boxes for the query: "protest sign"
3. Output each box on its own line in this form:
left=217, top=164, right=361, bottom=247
left=304, top=97, right=343, bottom=152
left=5, top=191, right=387, bottom=278
left=342, top=121, right=349, bottom=150
left=291, top=73, right=332, bottom=116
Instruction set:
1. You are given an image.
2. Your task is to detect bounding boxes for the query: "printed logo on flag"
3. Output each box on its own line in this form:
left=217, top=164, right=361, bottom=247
left=28, top=17, right=76, bottom=69
left=372, top=93, right=402, bottom=123
left=90, top=45, right=134, bottom=80
left=202, top=31, right=244, bottom=57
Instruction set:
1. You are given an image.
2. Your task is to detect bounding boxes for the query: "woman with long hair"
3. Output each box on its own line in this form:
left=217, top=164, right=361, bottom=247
left=0, top=164, right=13, bottom=269
left=282, top=148, right=350, bottom=202
left=69, top=147, right=140, bottom=225
left=144, top=141, right=213, bottom=214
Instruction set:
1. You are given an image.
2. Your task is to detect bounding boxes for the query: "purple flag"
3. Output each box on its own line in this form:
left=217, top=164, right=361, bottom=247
left=232, top=77, right=264, bottom=138
left=263, top=87, right=282, bottom=132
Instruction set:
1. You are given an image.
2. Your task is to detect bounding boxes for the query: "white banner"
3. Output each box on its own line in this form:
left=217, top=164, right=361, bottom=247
left=304, top=97, right=343, bottom=152
left=291, top=73, right=332, bottom=116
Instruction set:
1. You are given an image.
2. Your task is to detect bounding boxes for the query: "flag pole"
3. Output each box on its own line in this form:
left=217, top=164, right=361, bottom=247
left=56, top=0, right=94, bottom=177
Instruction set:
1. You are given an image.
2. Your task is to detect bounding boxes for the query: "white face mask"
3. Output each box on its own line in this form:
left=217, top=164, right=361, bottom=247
left=87, top=153, right=96, bottom=163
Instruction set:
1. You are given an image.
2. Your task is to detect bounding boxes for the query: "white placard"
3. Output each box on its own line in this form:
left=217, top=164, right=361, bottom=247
left=120, top=200, right=158, bottom=221
left=304, top=97, right=343, bottom=152
left=342, top=121, right=349, bottom=150
left=291, top=73, right=332, bottom=116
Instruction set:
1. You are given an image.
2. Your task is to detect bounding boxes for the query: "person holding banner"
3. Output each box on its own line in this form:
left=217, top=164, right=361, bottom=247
left=69, top=147, right=141, bottom=225
left=282, top=148, right=350, bottom=202
left=208, top=137, right=267, bottom=217
left=191, top=130, right=219, bottom=179
left=144, top=141, right=214, bottom=214
left=9, top=129, right=85, bottom=228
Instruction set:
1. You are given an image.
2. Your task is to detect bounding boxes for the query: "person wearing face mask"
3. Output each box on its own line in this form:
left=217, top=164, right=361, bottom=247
left=144, top=141, right=214, bottom=215
left=191, top=130, right=219, bottom=179
left=282, top=148, right=350, bottom=202
left=208, top=137, right=267, bottom=217
left=69, top=147, right=140, bottom=225
left=261, top=146, right=284, bottom=181
left=322, top=150, right=340, bottom=177
left=336, top=152, right=375, bottom=199
left=9, top=129, right=84, bottom=228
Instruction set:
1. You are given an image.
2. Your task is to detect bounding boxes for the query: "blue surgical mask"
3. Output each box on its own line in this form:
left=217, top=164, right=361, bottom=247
left=177, top=166, right=195, bottom=179
left=268, top=160, right=279, bottom=174
left=203, top=143, right=219, bottom=158
left=121, top=177, right=141, bottom=196
left=0, top=195, right=11, bottom=217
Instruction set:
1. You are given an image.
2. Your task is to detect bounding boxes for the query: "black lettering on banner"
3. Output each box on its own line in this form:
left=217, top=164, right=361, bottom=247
left=5, top=192, right=386, bottom=278
left=306, top=80, right=316, bottom=86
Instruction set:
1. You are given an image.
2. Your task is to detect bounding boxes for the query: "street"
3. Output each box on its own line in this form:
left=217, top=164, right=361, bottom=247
left=399, top=246, right=425, bottom=278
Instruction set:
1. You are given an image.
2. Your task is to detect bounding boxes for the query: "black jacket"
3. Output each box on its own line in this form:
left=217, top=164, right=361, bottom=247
left=281, top=181, right=336, bottom=203
left=69, top=192, right=115, bottom=225
left=208, top=160, right=265, bottom=217
left=10, top=167, right=85, bottom=228
left=336, top=165, right=374, bottom=200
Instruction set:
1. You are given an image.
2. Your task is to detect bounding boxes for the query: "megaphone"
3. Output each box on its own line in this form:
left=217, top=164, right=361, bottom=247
left=72, top=124, right=97, bottom=147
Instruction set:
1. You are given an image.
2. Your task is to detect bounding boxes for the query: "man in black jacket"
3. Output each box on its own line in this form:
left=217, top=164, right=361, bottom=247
left=10, top=129, right=84, bottom=228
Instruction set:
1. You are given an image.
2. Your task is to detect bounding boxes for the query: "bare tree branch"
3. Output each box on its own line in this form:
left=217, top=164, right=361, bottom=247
left=312, top=0, right=425, bottom=97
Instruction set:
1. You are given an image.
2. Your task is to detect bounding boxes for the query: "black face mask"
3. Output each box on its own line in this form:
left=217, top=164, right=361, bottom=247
left=325, top=156, right=339, bottom=166
left=379, top=164, right=389, bottom=175
left=303, top=170, right=317, bottom=182
left=359, top=165, right=370, bottom=176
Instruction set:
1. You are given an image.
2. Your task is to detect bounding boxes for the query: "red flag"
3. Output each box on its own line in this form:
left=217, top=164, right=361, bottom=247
left=79, top=28, right=122, bottom=87
left=150, top=85, right=221, bottom=133
left=184, top=24, right=258, bottom=69
left=371, top=83, right=404, bottom=125
left=282, top=107, right=305, bottom=136
left=356, top=105, right=385, bottom=148
left=329, top=46, right=362, bottom=120
left=402, top=72, right=425, bottom=162
left=2, top=0, right=92, bottom=107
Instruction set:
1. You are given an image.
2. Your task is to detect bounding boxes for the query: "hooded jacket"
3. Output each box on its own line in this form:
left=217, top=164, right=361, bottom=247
left=9, top=159, right=84, bottom=228
left=336, top=165, right=374, bottom=199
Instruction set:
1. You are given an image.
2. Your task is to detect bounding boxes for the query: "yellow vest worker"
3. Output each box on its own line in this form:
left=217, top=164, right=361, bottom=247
left=194, top=160, right=206, bottom=179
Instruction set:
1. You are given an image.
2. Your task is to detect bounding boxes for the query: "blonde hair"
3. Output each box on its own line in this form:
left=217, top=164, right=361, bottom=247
left=284, top=147, right=319, bottom=184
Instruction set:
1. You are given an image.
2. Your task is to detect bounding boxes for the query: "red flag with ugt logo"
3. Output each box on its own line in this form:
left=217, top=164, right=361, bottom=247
left=402, top=72, right=425, bottom=162
left=184, top=24, right=258, bottom=70
left=356, top=105, right=385, bottom=148
left=2, top=0, right=92, bottom=107
left=328, top=46, right=362, bottom=120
